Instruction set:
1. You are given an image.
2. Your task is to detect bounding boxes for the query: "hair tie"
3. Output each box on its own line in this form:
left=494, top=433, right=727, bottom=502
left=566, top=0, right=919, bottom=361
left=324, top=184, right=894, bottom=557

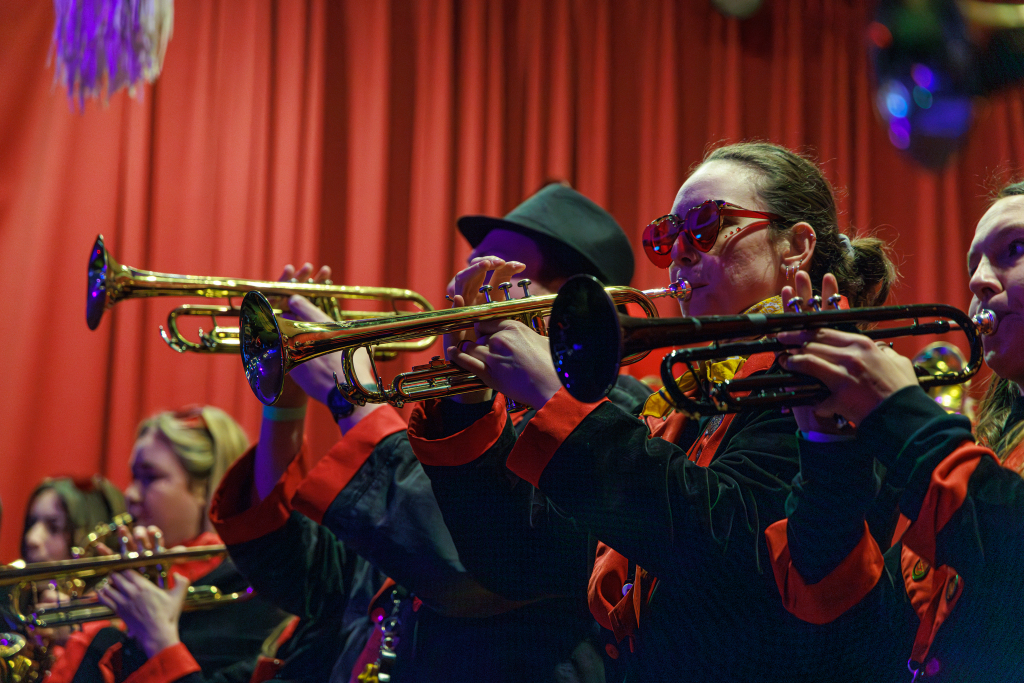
left=839, top=233, right=855, bottom=259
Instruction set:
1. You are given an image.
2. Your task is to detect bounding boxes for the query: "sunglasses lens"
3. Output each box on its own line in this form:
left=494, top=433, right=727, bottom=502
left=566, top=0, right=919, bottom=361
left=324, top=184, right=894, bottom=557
left=687, top=202, right=721, bottom=252
left=642, top=216, right=679, bottom=268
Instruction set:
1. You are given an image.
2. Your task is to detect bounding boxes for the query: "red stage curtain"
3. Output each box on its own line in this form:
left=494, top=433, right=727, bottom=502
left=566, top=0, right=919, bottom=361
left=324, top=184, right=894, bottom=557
left=2, top=0, right=1023, bottom=560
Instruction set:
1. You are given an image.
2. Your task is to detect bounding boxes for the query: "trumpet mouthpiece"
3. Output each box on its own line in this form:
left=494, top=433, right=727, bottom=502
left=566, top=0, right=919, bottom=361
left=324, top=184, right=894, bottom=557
left=666, top=280, right=692, bottom=301
left=972, top=309, right=998, bottom=336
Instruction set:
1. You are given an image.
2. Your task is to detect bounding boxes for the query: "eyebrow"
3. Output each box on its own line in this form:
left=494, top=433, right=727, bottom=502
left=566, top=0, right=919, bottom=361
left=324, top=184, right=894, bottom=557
left=967, top=224, right=1024, bottom=270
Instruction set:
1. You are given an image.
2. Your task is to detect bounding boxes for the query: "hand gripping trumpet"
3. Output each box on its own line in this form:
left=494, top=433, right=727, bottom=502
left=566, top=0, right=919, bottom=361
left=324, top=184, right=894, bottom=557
left=86, top=235, right=435, bottom=357
left=549, top=275, right=996, bottom=416
left=0, top=545, right=247, bottom=630
left=240, top=279, right=693, bottom=407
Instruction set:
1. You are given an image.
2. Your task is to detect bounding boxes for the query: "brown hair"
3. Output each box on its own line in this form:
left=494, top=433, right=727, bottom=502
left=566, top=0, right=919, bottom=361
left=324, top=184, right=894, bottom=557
left=21, top=476, right=127, bottom=559
left=704, top=142, right=897, bottom=307
left=972, top=180, right=1024, bottom=470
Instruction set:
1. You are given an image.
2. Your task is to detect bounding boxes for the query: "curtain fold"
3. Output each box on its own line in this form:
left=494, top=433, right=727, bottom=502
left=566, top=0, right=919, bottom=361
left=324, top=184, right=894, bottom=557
left=2, top=0, right=1023, bottom=560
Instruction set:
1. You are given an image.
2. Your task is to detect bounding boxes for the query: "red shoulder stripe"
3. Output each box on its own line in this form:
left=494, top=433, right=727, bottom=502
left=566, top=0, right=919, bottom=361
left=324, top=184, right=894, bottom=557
left=900, top=442, right=993, bottom=563
left=291, top=406, right=407, bottom=524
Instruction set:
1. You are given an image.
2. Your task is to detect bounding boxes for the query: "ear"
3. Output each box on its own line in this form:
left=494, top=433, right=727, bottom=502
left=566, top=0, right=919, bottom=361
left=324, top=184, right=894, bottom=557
left=780, top=222, right=816, bottom=271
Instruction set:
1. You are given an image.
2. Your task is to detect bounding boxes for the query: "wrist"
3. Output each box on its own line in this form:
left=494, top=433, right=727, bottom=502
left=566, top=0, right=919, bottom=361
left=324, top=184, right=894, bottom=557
left=262, top=404, right=307, bottom=422
left=140, top=630, right=180, bottom=659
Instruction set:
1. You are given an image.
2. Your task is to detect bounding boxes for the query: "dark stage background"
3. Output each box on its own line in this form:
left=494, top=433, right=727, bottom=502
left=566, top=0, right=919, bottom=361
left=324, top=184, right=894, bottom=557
left=1, top=0, right=1023, bottom=561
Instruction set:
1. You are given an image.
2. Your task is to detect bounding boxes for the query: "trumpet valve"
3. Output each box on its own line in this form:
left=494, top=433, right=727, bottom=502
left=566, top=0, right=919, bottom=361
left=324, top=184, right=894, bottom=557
left=827, top=294, right=842, bottom=310
left=517, top=279, right=533, bottom=297
left=786, top=296, right=805, bottom=313
left=497, top=282, right=513, bottom=300
left=809, top=295, right=822, bottom=312
left=479, top=285, right=493, bottom=303
left=972, top=309, right=998, bottom=335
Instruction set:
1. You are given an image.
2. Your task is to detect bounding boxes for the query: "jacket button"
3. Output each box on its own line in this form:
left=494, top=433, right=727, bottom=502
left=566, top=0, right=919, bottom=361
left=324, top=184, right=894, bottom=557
left=621, top=582, right=633, bottom=597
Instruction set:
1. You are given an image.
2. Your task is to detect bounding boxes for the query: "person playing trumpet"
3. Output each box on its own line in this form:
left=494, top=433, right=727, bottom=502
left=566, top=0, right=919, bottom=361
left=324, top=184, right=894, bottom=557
left=411, top=142, right=899, bottom=681
left=48, top=406, right=286, bottom=683
left=765, top=180, right=1024, bottom=681
left=211, top=183, right=652, bottom=682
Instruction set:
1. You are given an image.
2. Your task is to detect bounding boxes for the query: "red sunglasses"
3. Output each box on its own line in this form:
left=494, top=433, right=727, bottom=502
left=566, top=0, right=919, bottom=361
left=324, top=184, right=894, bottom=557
left=642, top=200, right=781, bottom=268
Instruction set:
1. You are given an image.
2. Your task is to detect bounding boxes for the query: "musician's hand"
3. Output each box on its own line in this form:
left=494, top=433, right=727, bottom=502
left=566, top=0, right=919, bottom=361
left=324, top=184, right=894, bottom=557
left=274, top=263, right=374, bottom=408
left=777, top=271, right=917, bottom=430
left=97, top=570, right=188, bottom=658
left=93, top=525, right=163, bottom=557
left=444, top=258, right=526, bottom=404
left=448, top=319, right=561, bottom=409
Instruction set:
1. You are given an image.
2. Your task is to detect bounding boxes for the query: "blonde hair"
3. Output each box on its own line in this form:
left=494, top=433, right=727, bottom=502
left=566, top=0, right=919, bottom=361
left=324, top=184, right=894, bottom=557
left=974, top=377, right=1024, bottom=473
left=137, top=405, right=249, bottom=522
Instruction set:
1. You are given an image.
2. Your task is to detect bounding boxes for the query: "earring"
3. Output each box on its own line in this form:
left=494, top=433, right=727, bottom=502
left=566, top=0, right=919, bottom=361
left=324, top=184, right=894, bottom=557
left=782, top=264, right=795, bottom=280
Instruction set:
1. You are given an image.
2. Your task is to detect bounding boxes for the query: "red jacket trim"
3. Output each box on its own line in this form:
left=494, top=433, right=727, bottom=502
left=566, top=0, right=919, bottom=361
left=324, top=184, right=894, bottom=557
left=209, top=442, right=308, bottom=546
left=506, top=387, right=608, bottom=488
left=407, top=396, right=509, bottom=467
left=688, top=352, right=776, bottom=467
left=291, top=406, right=408, bottom=524
left=900, top=442, right=991, bottom=564
left=900, top=544, right=963, bottom=666
left=46, top=622, right=115, bottom=683
left=588, top=542, right=630, bottom=638
left=249, top=616, right=299, bottom=683
left=765, top=519, right=884, bottom=625
left=96, top=642, right=121, bottom=683
left=121, top=642, right=201, bottom=683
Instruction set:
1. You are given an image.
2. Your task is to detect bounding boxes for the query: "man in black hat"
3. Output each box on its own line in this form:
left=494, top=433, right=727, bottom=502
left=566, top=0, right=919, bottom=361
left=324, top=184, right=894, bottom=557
left=456, top=182, right=634, bottom=294
left=212, top=183, right=649, bottom=682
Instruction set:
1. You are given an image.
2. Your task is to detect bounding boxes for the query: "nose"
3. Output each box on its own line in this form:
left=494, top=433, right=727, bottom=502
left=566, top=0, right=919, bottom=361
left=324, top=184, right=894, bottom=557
left=125, top=480, right=142, bottom=507
left=969, top=257, right=1001, bottom=304
left=670, top=230, right=699, bottom=267
left=24, top=520, right=47, bottom=550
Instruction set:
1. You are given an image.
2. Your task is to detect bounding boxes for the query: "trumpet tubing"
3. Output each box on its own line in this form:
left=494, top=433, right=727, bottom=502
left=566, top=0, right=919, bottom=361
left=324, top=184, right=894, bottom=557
left=86, top=235, right=435, bottom=356
left=241, top=280, right=692, bottom=406
left=0, top=546, right=240, bottom=629
left=0, top=545, right=226, bottom=587
left=549, top=275, right=991, bottom=414
left=27, top=584, right=253, bottom=630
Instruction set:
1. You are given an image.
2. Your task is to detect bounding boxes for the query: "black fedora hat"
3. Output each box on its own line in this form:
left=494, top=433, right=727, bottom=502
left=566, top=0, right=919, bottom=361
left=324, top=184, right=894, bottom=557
left=457, top=184, right=634, bottom=286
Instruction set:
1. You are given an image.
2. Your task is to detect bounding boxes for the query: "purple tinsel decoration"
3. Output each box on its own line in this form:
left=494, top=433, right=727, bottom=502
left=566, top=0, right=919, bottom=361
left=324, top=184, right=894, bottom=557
left=51, top=0, right=174, bottom=109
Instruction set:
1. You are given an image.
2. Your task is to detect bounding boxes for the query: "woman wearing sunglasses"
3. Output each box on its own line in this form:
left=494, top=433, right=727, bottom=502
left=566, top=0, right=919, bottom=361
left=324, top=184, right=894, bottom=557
left=410, top=141, right=897, bottom=681
left=765, top=181, right=1024, bottom=681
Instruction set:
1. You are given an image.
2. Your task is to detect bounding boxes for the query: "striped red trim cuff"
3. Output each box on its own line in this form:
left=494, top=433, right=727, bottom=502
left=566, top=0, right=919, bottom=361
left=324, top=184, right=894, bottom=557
left=210, top=442, right=308, bottom=546
left=506, top=387, right=607, bottom=488
left=291, top=406, right=408, bottom=524
left=408, top=395, right=509, bottom=467
left=766, top=520, right=884, bottom=625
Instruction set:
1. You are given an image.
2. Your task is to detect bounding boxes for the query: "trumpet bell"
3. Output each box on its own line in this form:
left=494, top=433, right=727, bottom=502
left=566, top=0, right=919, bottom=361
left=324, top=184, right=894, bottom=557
left=86, top=235, right=112, bottom=330
left=550, top=275, right=627, bottom=403
left=241, top=292, right=286, bottom=405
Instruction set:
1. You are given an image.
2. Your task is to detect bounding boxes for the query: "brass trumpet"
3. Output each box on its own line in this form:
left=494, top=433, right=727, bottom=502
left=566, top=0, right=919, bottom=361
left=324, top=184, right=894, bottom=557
left=86, top=235, right=436, bottom=357
left=549, top=275, right=993, bottom=415
left=240, top=280, right=693, bottom=407
left=0, top=546, right=247, bottom=629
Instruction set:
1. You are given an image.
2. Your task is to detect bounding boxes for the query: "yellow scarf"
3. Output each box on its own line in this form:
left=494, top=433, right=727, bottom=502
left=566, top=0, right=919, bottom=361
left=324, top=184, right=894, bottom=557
left=640, top=296, right=784, bottom=418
